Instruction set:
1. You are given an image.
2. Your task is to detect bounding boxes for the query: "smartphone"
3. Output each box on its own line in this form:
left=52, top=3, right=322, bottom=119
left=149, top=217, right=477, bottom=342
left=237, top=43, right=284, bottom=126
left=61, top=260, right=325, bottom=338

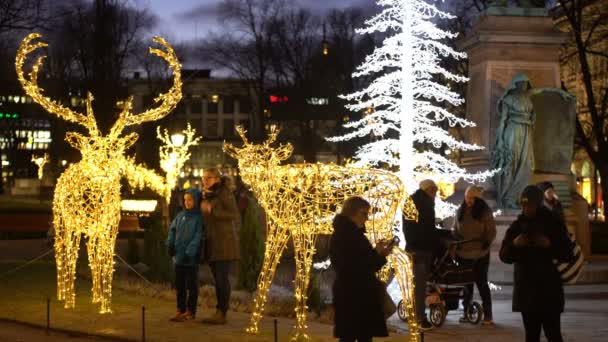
left=390, top=236, right=400, bottom=246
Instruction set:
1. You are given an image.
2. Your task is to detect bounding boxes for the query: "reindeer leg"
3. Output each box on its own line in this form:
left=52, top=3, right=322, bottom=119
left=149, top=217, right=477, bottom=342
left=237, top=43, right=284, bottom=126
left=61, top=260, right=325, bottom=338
left=52, top=213, right=66, bottom=302
left=389, top=248, right=420, bottom=342
left=96, top=226, right=118, bottom=314
left=291, top=232, right=316, bottom=342
left=246, top=220, right=290, bottom=335
left=54, top=218, right=81, bottom=309
left=86, top=235, right=102, bottom=304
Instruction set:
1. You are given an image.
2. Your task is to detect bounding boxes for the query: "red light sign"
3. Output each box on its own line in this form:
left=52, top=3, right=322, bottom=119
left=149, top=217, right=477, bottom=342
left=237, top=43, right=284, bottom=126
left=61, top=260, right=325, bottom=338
left=269, top=95, right=289, bottom=103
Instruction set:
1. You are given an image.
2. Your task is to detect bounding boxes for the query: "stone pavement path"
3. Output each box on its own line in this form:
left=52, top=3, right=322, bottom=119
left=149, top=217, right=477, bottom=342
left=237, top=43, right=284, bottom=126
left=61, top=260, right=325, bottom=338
left=1, top=285, right=608, bottom=341
left=0, top=320, right=107, bottom=342
left=1, top=260, right=607, bottom=342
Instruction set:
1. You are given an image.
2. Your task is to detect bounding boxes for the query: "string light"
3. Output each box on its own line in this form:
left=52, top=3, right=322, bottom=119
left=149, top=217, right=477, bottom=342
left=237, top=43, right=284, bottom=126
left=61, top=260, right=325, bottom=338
left=16, top=33, right=186, bottom=313
left=224, top=126, right=420, bottom=341
left=31, top=153, right=48, bottom=180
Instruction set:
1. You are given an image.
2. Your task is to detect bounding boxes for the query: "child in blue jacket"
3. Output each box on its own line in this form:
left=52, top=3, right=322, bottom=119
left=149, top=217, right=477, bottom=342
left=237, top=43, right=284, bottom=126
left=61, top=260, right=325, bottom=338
left=167, top=188, right=204, bottom=321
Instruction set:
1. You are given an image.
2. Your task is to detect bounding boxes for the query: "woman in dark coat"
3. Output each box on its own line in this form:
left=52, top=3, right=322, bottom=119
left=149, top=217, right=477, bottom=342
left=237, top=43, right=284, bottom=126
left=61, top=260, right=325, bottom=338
left=500, top=185, right=573, bottom=342
left=330, top=196, right=394, bottom=342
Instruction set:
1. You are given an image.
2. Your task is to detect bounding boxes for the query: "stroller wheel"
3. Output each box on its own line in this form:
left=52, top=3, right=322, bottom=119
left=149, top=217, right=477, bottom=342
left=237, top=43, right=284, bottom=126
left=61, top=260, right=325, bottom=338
left=429, top=304, right=446, bottom=327
left=397, top=300, right=407, bottom=322
left=466, top=301, right=483, bottom=324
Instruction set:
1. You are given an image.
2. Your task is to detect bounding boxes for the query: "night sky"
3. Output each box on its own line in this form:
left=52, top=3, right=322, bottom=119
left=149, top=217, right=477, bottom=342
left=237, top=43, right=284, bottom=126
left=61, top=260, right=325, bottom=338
left=140, top=0, right=373, bottom=43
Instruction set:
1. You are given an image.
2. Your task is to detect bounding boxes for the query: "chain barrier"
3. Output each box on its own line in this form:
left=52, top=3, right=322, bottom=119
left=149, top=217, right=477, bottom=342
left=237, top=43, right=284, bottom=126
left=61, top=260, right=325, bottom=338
left=114, top=254, right=164, bottom=296
left=0, top=248, right=54, bottom=280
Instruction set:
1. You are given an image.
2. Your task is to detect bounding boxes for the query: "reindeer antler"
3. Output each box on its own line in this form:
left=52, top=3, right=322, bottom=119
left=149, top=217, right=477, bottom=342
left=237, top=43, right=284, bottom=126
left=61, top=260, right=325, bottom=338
left=124, top=36, right=182, bottom=126
left=266, top=125, right=280, bottom=145
left=16, top=33, right=98, bottom=135
left=235, top=125, right=250, bottom=145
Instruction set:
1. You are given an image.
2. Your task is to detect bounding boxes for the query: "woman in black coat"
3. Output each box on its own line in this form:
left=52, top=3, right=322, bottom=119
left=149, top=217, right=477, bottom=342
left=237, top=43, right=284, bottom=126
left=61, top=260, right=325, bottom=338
left=500, top=185, right=573, bottom=342
left=330, top=196, right=395, bottom=342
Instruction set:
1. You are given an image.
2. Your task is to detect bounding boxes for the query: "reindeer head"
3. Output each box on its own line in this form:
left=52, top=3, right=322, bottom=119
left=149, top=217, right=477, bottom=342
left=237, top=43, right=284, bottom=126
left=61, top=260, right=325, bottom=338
left=15, top=33, right=182, bottom=172
left=223, top=125, right=293, bottom=181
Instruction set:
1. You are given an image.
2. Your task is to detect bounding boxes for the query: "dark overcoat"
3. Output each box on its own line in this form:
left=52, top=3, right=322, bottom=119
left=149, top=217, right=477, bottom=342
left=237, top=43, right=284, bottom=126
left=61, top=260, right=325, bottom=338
left=329, top=214, right=388, bottom=338
left=202, top=182, right=240, bottom=262
left=403, top=189, right=440, bottom=253
left=499, top=207, right=573, bottom=313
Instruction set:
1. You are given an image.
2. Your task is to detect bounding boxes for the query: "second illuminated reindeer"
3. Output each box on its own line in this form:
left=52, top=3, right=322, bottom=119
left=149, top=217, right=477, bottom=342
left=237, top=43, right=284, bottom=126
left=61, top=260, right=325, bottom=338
left=224, top=126, right=421, bottom=342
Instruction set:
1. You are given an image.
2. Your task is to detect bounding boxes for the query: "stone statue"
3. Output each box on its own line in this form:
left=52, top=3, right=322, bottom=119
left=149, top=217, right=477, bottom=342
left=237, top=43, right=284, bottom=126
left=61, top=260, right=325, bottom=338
left=491, top=73, right=572, bottom=208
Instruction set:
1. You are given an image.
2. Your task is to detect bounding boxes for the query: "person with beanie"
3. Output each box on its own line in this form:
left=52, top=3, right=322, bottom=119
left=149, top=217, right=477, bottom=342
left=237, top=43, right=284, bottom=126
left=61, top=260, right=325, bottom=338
left=403, top=179, right=441, bottom=330
left=537, top=181, right=565, bottom=223
left=167, top=188, right=204, bottom=322
left=453, top=185, right=496, bottom=325
left=500, top=185, right=573, bottom=342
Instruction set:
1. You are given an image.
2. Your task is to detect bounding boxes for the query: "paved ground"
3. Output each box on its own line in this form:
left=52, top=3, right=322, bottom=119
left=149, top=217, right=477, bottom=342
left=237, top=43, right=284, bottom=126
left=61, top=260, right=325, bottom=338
left=0, top=320, right=110, bottom=342
left=1, top=245, right=608, bottom=342
left=1, top=282, right=607, bottom=341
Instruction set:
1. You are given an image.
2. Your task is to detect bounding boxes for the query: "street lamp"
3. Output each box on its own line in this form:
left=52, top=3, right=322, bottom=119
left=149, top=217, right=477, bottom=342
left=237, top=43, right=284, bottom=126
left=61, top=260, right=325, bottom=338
left=170, top=133, right=185, bottom=147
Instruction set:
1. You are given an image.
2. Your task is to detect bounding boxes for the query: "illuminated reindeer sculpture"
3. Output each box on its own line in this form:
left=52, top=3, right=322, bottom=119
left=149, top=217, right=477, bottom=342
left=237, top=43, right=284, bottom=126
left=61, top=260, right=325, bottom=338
left=16, top=33, right=188, bottom=313
left=224, top=126, right=421, bottom=342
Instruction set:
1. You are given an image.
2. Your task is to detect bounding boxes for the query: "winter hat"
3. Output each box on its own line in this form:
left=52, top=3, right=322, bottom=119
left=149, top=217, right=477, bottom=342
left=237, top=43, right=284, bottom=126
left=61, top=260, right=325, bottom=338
left=419, top=179, right=437, bottom=192
left=520, top=185, right=543, bottom=206
left=537, top=181, right=554, bottom=193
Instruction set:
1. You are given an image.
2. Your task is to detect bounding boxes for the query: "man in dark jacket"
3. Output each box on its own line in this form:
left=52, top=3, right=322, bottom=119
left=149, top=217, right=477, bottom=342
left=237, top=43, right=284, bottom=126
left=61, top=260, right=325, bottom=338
left=403, top=179, right=440, bottom=330
left=330, top=196, right=395, bottom=342
left=537, top=181, right=566, bottom=223
left=500, top=185, right=573, bottom=342
left=200, top=168, right=240, bottom=324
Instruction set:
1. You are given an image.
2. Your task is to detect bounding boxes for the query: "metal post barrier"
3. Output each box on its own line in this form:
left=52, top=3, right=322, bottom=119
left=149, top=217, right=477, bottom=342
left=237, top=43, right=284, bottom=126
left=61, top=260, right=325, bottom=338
left=274, top=318, right=278, bottom=342
left=141, top=305, right=146, bottom=342
left=46, top=297, right=50, bottom=335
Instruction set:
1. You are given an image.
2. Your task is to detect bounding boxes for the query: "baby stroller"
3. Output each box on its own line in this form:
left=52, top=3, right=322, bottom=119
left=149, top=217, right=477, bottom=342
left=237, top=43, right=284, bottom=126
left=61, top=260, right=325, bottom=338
left=398, top=239, right=483, bottom=327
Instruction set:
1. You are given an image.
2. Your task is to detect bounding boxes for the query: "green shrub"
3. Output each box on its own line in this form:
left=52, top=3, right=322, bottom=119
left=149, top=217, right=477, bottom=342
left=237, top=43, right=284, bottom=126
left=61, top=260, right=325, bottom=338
left=307, top=271, right=322, bottom=317
left=142, top=214, right=173, bottom=282
left=237, top=200, right=265, bottom=292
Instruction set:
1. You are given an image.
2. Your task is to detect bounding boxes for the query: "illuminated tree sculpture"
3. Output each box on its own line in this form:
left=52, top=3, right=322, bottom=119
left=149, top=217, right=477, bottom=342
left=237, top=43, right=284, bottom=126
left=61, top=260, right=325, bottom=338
left=157, top=123, right=201, bottom=197
left=224, top=126, right=421, bottom=342
left=328, top=0, right=495, bottom=217
left=31, top=153, right=48, bottom=180
left=15, top=33, right=188, bottom=313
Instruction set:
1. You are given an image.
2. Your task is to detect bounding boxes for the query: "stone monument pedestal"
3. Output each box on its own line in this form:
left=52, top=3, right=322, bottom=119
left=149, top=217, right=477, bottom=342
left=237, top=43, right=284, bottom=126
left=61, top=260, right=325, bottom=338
left=457, top=8, right=568, bottom=191
left=455, top=8, right=591, bottom=258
